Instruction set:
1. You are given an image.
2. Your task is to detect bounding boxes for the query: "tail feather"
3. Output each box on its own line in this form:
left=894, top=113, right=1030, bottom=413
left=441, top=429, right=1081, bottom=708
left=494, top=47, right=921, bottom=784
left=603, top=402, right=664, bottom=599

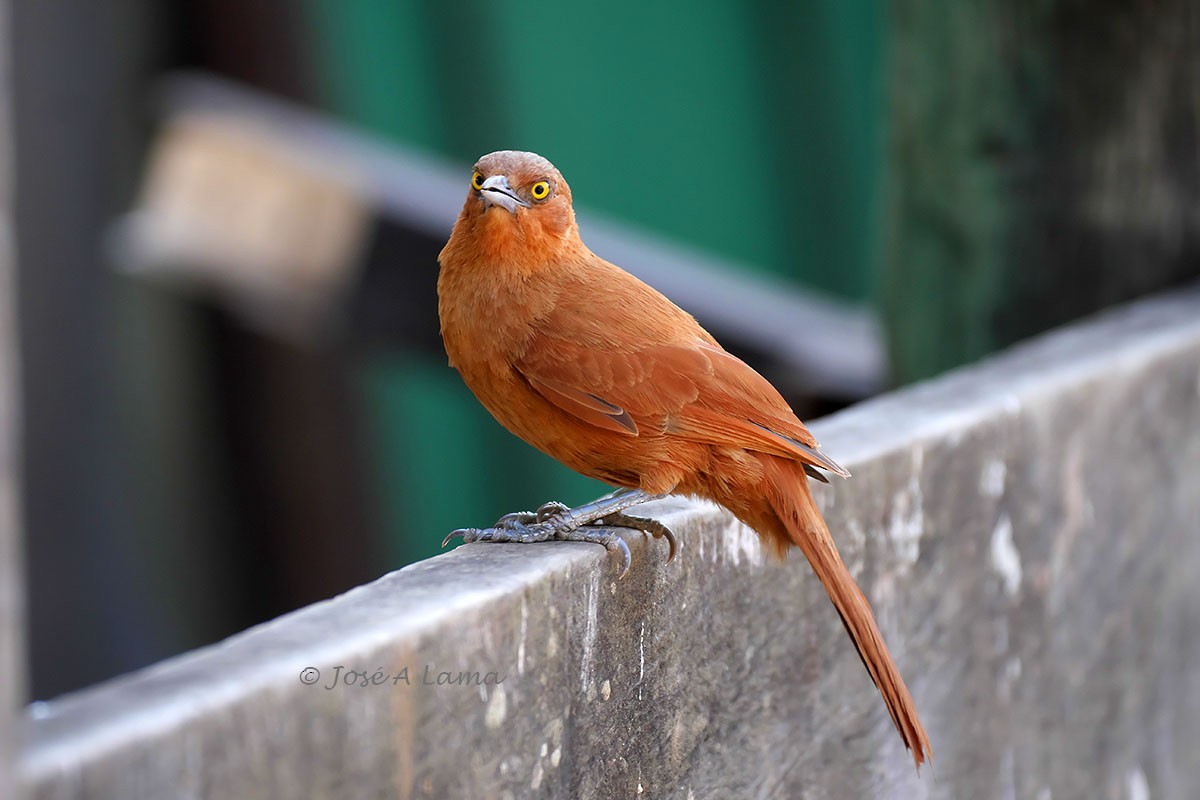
left=748, top=456, right=932, bottom=769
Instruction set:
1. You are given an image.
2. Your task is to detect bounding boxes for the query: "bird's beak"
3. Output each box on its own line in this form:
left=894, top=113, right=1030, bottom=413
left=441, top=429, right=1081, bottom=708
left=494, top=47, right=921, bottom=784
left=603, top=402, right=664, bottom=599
left=479, top=175, right=528, bottom=214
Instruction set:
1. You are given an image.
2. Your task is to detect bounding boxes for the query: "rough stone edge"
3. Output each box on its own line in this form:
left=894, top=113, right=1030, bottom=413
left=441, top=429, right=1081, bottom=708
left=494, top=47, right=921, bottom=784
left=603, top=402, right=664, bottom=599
left=19, top=283, right=1200, bottom=790
left=821, top=282, right=1200, bottom=465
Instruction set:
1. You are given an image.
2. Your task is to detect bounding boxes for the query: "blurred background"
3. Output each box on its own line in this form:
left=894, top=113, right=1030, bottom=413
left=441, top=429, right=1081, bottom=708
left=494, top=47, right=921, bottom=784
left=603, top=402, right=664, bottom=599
left=10, top=1, right=1198, bottom=700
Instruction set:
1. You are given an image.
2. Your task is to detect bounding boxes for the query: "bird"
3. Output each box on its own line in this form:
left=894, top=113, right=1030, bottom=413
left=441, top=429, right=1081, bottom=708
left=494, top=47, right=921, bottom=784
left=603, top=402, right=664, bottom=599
left=437, top=150, right=931, bottom=768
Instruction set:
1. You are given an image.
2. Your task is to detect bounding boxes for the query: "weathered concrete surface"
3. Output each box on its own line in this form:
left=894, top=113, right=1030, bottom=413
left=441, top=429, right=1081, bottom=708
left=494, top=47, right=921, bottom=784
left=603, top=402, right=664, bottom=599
left=21, top=285, right=1200, bottom=799
left=0, top=1, right=24, bottom=797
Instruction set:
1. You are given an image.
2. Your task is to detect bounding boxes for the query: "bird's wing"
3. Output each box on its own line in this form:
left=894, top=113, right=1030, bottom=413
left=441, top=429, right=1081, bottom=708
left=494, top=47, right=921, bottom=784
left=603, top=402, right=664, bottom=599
left=514, top=333, right=849, bottom=476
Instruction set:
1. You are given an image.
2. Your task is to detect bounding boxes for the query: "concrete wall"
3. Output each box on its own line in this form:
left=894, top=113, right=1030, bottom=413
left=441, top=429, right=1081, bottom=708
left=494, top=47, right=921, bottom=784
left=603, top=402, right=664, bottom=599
left=20, top=285, right=1200, bottom=798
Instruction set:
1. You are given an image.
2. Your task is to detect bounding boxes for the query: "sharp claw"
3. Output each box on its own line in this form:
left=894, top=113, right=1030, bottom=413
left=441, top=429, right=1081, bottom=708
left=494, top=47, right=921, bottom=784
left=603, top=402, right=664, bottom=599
left=615, top=536, right=632, bottom=578
left=442, top=528, right=471, bottom=548
left=664, top=528, right=679, bottom=563
left=642, top=521, right=678, bottom=563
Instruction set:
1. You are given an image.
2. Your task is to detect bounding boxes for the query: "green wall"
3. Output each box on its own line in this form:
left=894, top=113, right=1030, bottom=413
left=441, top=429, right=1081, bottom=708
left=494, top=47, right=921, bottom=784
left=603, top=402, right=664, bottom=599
left=301, top=1, right=888, bottom=564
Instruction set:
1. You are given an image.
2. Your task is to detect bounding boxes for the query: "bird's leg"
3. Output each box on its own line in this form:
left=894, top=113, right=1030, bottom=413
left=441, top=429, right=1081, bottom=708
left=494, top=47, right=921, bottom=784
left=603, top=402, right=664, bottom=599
left=442, top=488, right=677, bottom=576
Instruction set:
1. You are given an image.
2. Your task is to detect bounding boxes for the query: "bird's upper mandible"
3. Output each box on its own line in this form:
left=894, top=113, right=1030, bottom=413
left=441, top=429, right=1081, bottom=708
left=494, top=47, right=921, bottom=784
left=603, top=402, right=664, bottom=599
left=470, top=150, right=570, bottom=212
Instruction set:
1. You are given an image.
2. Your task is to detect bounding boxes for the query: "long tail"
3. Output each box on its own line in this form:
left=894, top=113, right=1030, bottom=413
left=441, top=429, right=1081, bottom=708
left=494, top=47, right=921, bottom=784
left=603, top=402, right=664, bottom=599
left=737, top=455, right=932, bottom=769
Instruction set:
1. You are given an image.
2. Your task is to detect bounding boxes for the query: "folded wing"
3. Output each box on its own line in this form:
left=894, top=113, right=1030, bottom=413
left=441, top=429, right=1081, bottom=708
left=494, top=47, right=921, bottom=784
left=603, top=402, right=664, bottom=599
left=514, top=333, right=849, bottom=477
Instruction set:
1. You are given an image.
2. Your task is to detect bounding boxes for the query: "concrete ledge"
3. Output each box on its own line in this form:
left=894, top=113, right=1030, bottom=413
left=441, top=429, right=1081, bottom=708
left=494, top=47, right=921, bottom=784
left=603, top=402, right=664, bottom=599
left=22, top=285, right=1200, bottom=798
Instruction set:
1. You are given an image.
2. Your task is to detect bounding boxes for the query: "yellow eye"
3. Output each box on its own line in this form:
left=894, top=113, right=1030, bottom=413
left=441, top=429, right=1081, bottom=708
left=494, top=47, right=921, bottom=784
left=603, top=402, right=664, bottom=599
left=530, top=180, right=551, bottom=201
left=471, top=171, right=485, bottom=190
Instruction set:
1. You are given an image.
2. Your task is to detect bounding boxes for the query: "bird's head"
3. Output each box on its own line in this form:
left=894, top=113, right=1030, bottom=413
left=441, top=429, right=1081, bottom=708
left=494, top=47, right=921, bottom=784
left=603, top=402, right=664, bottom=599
left=441, top=150, right=581, bottom=269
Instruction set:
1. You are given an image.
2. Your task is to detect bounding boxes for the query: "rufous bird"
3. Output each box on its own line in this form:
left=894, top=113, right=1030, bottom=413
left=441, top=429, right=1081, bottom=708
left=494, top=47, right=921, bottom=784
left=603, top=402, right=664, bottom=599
left=437, top=150, right=931, bottom=768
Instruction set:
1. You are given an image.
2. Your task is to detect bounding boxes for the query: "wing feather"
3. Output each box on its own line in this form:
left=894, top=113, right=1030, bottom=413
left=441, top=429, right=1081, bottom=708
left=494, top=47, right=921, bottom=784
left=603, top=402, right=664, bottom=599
left=515, top=330, right=848, bottom=476
left=524, top=374, right=639, bottom=435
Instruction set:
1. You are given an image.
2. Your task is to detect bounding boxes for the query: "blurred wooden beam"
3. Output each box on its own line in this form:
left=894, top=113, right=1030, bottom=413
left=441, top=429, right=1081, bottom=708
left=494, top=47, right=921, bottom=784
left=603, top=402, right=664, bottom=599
left=116, top=73, right=887, bottom=401
left=0, top=1, right=25, bottom=796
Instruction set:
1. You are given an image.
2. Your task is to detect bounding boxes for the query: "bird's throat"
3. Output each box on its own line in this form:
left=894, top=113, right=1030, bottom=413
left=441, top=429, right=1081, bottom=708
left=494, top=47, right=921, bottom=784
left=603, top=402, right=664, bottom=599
left=460, top=208, right=576, bottom=276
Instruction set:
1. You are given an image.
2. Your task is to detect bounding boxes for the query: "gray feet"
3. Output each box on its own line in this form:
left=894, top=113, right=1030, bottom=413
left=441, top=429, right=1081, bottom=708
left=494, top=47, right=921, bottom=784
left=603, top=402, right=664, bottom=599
left=442, top=490, right=677, bottom=577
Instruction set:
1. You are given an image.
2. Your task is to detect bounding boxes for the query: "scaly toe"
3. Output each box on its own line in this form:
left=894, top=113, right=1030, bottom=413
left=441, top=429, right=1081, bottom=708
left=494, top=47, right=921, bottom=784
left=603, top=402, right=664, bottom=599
left=442, top=491, right=672, bottom=576
left=534, top=501, right=572, bottom=523
left=447, top=521, right=556, bottom=546
left=556, top=527, right=633, bottom=578
left=494, top=511, right=538, bottom=528
left=598, top=512, right=679, bottom=563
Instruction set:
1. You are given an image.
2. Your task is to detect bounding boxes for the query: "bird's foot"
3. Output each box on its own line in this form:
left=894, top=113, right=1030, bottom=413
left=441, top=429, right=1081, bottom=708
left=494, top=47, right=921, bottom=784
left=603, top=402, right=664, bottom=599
left=593, top=511, right=678, bottom=564
left=442, top=490, right=676, bottom=577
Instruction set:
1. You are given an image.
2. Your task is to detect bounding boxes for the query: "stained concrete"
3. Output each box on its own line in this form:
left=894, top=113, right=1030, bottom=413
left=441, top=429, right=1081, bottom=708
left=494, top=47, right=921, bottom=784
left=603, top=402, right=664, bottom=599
left=21, top=285, right=1200, bottom=799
